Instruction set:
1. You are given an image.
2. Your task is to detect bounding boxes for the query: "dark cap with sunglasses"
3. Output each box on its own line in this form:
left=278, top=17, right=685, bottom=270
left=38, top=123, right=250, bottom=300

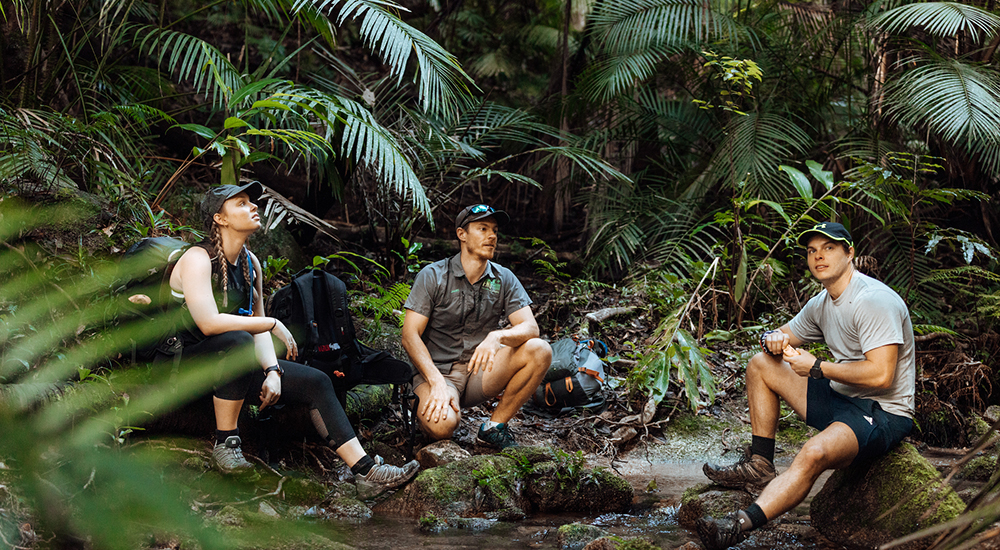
left=455, top=204, right=510, bottom=230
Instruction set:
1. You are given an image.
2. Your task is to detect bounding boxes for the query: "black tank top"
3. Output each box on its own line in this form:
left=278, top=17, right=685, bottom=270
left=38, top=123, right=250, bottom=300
left=176, top=242, right=255, bottom=344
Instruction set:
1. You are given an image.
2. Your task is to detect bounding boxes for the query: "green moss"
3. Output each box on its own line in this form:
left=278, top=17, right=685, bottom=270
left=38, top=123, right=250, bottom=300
left=670, top=413, right=711, bottom=434
left=281, top=477, right=327, bottom=505
left=966, top=415, right=991, bottom=443
left=680, top=483, right=712, bottom=505
left=959, top=454, right=997, bottom=481
left=874, top=445, right=965, bottom=529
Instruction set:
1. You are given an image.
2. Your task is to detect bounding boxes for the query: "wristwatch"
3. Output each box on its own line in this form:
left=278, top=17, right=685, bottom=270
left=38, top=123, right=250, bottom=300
left=265, top=364, right=284, bottom=377
left=810, top=358, right=824, bottom=379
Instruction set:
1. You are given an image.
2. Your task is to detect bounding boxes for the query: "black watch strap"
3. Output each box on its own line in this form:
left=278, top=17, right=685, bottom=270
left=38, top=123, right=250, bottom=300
left=810, top=358, right=824, bottom=379
left=265, top=364, right=284, bottom=377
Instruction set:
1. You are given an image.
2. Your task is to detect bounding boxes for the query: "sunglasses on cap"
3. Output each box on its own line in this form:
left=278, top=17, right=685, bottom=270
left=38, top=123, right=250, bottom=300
left=457, top=204, right=495, bottom=227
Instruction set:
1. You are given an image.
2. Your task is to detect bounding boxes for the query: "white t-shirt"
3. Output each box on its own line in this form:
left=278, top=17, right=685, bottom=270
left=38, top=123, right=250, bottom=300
left=788, top=272, right=915, bottom=418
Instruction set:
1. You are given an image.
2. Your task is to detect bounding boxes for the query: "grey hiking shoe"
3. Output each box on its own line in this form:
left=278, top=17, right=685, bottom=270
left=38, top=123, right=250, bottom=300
left=696, top=513, right=747, bottom=550
left=476, top=422, right=517, bottom=450
left=703, top=445, right=775, bottom=492
left=355, top=456, right=420, bottom=499
left=212, top=436, right=253, bottom=472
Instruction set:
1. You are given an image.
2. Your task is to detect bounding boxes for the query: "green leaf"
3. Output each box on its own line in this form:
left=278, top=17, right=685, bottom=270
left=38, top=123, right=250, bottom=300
left=805, top=160, right=834, bottom=191
left=230, top=78, right=288, bottom=108
left=223, top=117, right=248, bottom=130
left=250, top=99, right=293, bottom=111
left=733, top=246, right=748, bottom=303
left=779, top=165, right=813, bottom=200
left=174, top=123, right=216, bottom=141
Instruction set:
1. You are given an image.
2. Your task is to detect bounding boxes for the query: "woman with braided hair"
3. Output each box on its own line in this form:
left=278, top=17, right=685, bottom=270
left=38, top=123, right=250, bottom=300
left=169, top=182, right=418, bottom=497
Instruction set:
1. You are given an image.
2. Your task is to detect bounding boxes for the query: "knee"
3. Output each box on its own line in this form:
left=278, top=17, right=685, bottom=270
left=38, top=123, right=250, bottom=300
left=419, top=410, right=461, bottom=441
left=215, top=330, right=255, bottom=353
left=796, top=439, right=833, bottom=472
left=747, top=351, right=778, bottom=379
left=525, top=338, right=552, bottom=371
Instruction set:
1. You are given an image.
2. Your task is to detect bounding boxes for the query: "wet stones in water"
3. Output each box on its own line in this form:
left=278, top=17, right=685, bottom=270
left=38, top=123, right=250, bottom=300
left=557, top=522, right=607, bottom=549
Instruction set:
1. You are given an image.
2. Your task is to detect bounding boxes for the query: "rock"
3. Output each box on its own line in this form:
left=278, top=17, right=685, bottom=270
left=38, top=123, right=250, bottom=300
left=957, top=453, right=998, bottom=481
left=581, top=537, right=659, bottom=550
left=375, top=446, right=633, bottom=518
left=418, top=513, right=498, bottom=533
left=810, top=442, right=966, bottom=549
left=416, top=440, right=471, bottom=468
left=322, top=496, right=373, bottom=520
left=984, top=405, right=1000, bottom=424
left=676, top=484, right=754, bottom=529
left=374, top=454, right=530, bottom=518
left=557, top=523, right=607, bottom=549
left=258, top=501, right=279, bottom=517
left=525, top=460, right=633, bottom=513
left=675, top=543, right=701, bottom=550
left=209, top=505, right=245, bottom=528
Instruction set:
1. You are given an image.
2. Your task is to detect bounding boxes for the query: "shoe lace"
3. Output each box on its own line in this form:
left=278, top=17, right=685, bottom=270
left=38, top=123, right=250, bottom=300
left=362, top=456, right=407, bottom=484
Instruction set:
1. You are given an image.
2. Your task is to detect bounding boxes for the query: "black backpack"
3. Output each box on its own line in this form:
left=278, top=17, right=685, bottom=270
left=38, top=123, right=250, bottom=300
left=266, top=269, right=414, bottom=391
left=524, top=337, right=609, bottom=418
left=117, top=236, right=190, bottom=361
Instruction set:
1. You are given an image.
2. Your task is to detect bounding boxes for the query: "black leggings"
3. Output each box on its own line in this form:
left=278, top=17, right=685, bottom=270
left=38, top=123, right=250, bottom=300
left=181, top=330, right=357, bottom=448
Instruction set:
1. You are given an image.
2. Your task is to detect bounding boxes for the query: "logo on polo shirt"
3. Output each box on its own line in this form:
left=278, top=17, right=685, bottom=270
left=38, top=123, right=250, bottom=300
left=864, top=415, right=873, bottom=425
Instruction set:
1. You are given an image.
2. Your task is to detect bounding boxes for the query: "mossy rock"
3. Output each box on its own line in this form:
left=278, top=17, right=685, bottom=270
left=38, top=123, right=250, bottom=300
left=676, top=483, right=754, bottom=529
left=501, top=445, right=558, bottom=466
left=281, top=476, right=328, bottom=505
left=525, top=461, right=633, bottom=513
left=374, top=454, right=528, bottom=518
left=957, top=453, right=998, bottom=481
left=582, top=537, right=661, bottom=550
left=557, top=522, right=607, bottom=550
left=810, top=442, right=965, bottom=549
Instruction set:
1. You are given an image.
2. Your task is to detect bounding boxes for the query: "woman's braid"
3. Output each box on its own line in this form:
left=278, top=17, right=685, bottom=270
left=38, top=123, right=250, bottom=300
left=240, top=245, right=254, bottom=305
left=210, top=223, right=230, bottom=308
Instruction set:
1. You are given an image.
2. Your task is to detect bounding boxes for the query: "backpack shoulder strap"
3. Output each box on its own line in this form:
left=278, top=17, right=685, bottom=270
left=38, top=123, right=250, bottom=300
left=320, top=271, right=357, bottom=355
left=293, top=270, right=320, bottom=346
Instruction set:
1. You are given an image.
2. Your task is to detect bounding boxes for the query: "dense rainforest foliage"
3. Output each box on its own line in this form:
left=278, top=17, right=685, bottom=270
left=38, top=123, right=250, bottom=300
left=3, top=0, right=1000, bottom=548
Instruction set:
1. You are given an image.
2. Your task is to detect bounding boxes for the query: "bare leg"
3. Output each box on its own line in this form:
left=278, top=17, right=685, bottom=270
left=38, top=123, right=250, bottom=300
left=412, top=381, right=463, bottom=440
left=213, top=397, right=243, bottom=431
left=755, top=422, right=858, bottom=519
left=745, top=351, right=809, bottom=438
left=481, top=338, right=551, bottom=423
left=334, top=437, right=367, bottom=468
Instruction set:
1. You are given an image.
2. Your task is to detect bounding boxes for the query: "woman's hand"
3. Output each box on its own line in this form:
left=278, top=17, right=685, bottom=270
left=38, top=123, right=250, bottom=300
left=270, top=319, right=298, bottom=360
left=260, top=371, right=282, bottom=409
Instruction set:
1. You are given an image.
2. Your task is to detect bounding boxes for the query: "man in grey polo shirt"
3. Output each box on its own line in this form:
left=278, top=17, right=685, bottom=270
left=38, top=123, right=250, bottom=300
left=402, top=204, right=552, bottom=449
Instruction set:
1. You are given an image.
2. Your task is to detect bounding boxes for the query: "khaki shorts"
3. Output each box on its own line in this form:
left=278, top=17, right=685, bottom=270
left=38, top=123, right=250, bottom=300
left=412, top=362, right=490, bottom=408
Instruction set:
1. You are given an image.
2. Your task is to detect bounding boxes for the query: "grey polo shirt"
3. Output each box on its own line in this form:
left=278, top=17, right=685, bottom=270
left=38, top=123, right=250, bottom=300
left=404, top=253, right=533, bottom=372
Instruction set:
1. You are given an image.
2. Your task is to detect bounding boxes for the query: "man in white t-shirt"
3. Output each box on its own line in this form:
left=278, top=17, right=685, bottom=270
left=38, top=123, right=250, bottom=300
left=696, top=222, right=916, bottom=550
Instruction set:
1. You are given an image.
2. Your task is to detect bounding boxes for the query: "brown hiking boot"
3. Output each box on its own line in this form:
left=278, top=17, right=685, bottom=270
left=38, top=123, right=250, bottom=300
left=696, top=513, right=747, bottom=550
left=703, top=445, right=776, bottom=492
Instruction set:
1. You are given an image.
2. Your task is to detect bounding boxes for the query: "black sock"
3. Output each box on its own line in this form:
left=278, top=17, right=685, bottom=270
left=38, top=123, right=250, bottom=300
left=741, top=503, right=768, bottom=531
left=215, top=428, right=239, bottom=446
left=351, top=455, right=375, bottom=476
left=751, top=435, right=775, bottom=463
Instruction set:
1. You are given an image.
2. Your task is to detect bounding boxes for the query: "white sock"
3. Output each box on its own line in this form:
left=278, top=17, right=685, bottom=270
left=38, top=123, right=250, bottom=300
left=483, top=420, right=501, bottom=430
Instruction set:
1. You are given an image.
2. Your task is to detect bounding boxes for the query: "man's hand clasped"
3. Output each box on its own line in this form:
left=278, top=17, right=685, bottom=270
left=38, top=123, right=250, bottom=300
left=762, top=329, right=816, bottom=378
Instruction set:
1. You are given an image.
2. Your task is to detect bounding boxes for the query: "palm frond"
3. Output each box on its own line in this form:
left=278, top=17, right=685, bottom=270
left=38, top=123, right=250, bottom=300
left=578, top=43, right=685, bottom=103
left=291, top=0, right=474, bottom=116
left=589, top=0, right=742, bottom=54
left=129, top=25, right=243, bottom=109
left=870, top=2, right=1000, bottom=44
left=884, top=58, right=1000, bottom=173
left=702, top=112, right=812, bottom=200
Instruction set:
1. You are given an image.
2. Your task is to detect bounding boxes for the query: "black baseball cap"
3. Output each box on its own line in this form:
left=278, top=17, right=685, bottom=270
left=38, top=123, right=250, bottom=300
left=455, top=204, right=510, bottom=230
left=797, top=222, right=853, bottom=248
left=201, top=181, right=263, bottom=230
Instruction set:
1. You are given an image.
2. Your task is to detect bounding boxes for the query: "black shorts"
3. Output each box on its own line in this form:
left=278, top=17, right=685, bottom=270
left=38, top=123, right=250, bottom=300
left=806, top=378, right=913, bottom=466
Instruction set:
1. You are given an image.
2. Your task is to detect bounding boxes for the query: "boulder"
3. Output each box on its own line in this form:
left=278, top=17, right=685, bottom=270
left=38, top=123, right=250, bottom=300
left=810, top=442, right=966, bottom=549
left=416, top=440, right=472, bottom=468
left=374, top=454, right=530, bottom=519
left=374, top=446, right=633, bottom=520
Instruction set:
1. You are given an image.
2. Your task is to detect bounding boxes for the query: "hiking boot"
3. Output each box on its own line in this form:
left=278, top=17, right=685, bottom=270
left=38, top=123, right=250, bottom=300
left=212, top=436, right=253, bottom=472
left=355, top=456, right=420, bottom=499
left=477, top=422, right=518, bottom=450
left=703, top=445, right=776, bottom=492
left=696, top=513, right=747, bottom=550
